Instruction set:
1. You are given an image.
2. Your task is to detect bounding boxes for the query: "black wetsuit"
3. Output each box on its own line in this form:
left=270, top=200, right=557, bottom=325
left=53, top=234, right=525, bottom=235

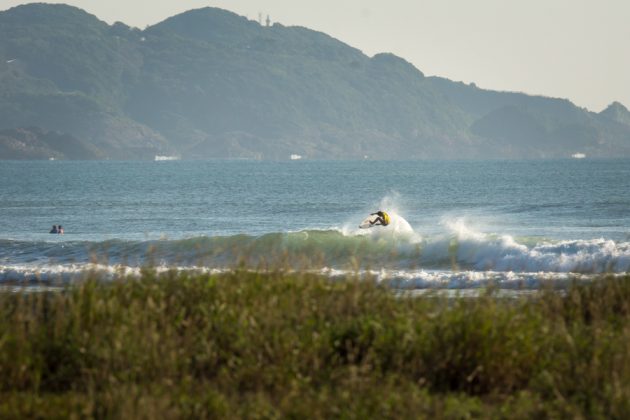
left=370, top=211, right=389, bottom=226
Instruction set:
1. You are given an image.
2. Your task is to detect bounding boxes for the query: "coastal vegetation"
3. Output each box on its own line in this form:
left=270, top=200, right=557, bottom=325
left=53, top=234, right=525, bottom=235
left=2, top=270, right=630, bottom=418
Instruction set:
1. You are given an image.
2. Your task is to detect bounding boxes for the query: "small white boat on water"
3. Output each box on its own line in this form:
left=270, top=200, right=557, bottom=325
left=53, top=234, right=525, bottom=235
left=154, top=155, right=180, bottom=161
left=571, top=153, right=586, bottom=159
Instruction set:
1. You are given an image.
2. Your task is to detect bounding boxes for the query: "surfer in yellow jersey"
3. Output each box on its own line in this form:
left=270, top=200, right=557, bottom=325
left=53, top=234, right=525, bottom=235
left=370, top=210, right=390, bottom=227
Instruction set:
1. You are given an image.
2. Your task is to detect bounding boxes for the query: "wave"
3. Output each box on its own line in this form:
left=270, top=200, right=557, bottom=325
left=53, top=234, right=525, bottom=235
left=0, top=229, right=419, bottom=269
left=1, top=218, right=629, bottom=285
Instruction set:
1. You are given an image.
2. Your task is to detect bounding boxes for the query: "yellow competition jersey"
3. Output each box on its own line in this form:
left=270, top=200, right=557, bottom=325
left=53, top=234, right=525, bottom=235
left=382, top=211, right=390, bottom=226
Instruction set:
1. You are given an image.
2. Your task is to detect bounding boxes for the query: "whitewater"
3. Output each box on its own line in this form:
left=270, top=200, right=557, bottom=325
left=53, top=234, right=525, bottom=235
left=1, top=159, right=629, bottom=289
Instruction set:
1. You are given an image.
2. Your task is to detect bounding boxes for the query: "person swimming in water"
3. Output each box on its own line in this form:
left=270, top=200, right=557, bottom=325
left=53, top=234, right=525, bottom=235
left=58, top=225, right=64, bottom=235
left=370, top=211, right=390, bottom=226
left=50, top=225, right=58, bottom=234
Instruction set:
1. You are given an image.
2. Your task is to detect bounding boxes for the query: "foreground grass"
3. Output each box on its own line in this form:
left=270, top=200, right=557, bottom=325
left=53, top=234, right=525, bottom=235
left=2, top=271, right=630, bottom=418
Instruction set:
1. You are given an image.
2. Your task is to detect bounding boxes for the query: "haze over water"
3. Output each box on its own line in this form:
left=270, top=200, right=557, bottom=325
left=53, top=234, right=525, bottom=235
left=1, top=159, right=629, bottom=288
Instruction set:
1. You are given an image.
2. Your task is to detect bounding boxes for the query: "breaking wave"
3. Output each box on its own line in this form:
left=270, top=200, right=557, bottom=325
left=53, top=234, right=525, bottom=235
left=1, top=217, right=628, bottom=288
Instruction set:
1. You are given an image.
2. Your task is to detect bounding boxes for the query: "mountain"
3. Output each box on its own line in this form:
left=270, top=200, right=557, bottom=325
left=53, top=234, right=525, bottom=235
left=0, top=4, right=171, bottom=159
left=600, top=102, right=630, bottom=127
left=0, top=3, right=628, bottom=159
left=0, top=127, right=100, bottom=159
left=426, top=78, right=630, bottom=158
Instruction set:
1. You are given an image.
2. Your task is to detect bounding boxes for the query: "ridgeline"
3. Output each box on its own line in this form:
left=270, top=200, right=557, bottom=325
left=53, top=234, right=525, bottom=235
left=1, top=3, right=629, bottom=160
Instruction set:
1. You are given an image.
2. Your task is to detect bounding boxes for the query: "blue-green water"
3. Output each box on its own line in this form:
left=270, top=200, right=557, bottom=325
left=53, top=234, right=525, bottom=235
left=1, top=159, right=629, bottom=288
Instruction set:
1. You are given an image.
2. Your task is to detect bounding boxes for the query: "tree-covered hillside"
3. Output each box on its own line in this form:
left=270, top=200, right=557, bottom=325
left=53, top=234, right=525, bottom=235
left=0, top=3, right=628, bottom=159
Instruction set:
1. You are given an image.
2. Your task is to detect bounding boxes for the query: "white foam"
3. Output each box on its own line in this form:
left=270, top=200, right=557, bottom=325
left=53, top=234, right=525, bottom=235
left=320, top=267, right=605, bottom=290
left=435, top=218, right=630, bottom=273
left=0, top=263, right=225, bottom=283
left=0, top=261, right=623, bottom=292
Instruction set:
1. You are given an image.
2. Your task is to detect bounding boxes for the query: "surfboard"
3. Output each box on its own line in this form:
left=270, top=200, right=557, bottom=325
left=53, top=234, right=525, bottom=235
left=359, top=214, right=381, bottom=229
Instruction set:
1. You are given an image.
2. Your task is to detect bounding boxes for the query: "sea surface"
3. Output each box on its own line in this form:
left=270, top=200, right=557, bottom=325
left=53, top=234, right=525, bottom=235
left=1, top=159, right=629, bottom=290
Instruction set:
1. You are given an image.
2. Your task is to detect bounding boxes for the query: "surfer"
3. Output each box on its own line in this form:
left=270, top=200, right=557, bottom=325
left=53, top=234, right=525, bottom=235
left=49, top=225, right=58, bottom=234
left=370, top=211, right=390, bottom=227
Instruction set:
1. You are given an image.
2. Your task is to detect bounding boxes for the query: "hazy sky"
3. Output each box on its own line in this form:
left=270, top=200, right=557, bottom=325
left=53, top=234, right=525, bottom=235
left=3, top=0, right=629, bottom=111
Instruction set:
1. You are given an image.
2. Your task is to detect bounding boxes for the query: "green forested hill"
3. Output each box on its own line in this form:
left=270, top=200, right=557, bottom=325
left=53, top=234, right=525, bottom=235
left=0, top=4, right=170, bottom=159
left=0, top=3, right=628, bottom=159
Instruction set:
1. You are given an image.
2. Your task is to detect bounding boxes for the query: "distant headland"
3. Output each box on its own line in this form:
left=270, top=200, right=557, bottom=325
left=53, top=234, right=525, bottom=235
left=1, top=3, right=629, bottom=160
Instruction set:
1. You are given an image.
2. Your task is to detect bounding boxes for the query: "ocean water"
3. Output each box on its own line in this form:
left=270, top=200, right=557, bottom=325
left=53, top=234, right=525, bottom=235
left=1, top=159, right=629, bottom=290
